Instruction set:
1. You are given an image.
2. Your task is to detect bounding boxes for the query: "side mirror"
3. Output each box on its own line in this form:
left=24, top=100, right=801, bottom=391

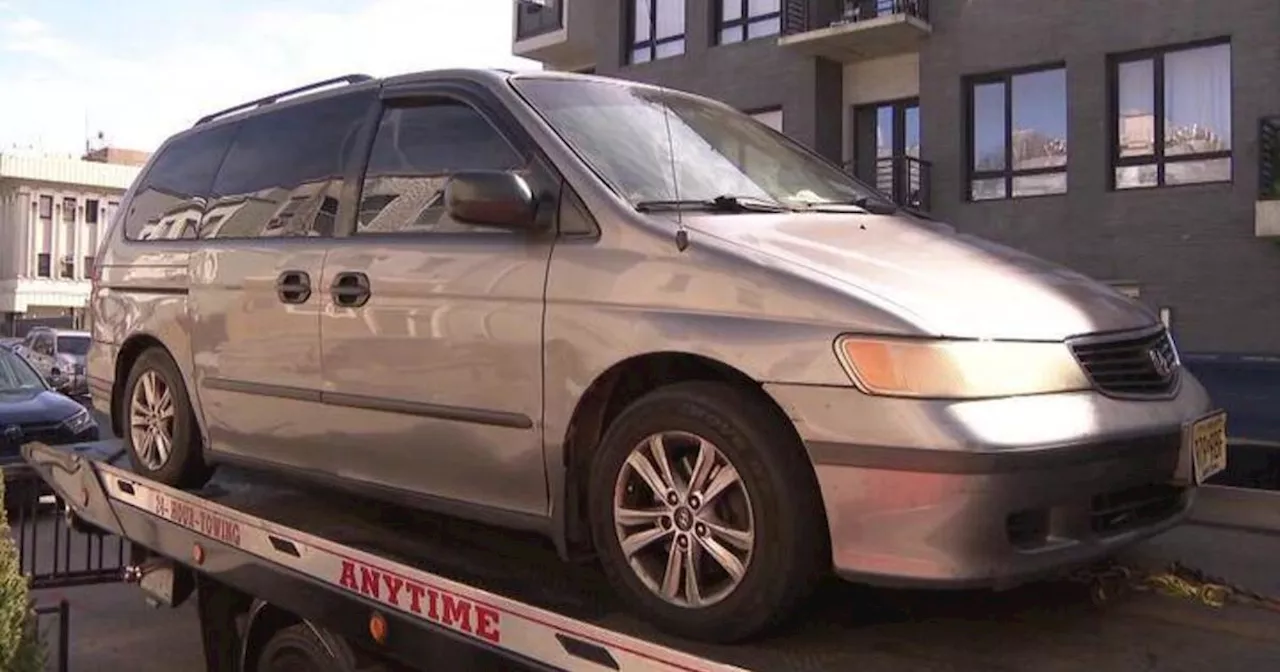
left=444, top=171, right=540, bottom=230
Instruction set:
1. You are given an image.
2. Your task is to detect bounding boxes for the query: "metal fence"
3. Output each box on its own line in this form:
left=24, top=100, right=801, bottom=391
left=5, top=464, right=129, bottom=671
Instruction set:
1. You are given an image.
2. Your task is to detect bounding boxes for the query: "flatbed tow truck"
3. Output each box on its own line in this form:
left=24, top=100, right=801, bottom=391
left=21, top=438, right=1280, bottom=672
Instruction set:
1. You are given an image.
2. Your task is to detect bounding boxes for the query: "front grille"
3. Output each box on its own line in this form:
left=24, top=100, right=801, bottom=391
left=1090, top=483, right=1185, bottom=535
left=1069, top=328, right=1180, bottom=396
left=0, top=421, right=72, bottom=456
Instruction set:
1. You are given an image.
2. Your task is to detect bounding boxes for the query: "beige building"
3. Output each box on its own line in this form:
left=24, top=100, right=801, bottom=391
left=0, top=150, right=145, bottom=332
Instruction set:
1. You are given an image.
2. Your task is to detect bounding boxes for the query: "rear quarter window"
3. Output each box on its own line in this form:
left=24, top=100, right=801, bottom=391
left=124, top=123, right=239, bottom=241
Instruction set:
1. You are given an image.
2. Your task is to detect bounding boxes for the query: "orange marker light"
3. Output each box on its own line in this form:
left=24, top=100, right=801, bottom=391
left=369, top=611, right=388, bottom=645
left=192, top=543, right=205, bottom=565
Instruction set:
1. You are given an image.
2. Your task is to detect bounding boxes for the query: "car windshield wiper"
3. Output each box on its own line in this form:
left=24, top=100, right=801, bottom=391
left=635, top=195, right=792, bottom=213
left=800, top=195, right=899, bottom=215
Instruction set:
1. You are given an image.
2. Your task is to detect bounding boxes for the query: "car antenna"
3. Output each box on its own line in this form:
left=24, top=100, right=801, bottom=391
left=657, top=86, right=689, bottom=252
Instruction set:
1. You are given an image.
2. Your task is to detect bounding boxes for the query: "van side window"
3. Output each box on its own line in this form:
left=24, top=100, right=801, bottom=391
left=356, top=101, right=523, bottom=235
left=204, top=91, right=373, bottom=239
left=124, top=123, right=237, bottom=240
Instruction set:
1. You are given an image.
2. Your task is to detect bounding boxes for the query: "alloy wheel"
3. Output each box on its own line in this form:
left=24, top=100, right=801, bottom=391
left=612, top=430, right=756, bottom=608
left=129, top=370, right=175, bottom=470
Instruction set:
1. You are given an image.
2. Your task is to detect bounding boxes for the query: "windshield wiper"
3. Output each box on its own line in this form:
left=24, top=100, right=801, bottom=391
left=635, top=195, right=792, bottom=214
left=800, top=195, right=899, bottom=215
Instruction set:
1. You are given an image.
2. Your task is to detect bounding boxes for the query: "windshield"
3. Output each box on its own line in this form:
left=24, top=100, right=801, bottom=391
left=510, top=77, right=893, bottom=210
left=57, top=335, right=90, bottom=356
left=0, top=349, right=48, bottom=392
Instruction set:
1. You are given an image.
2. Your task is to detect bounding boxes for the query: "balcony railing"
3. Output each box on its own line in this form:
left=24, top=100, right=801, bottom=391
left=1261, top=116, right=1279, bottom=201
left=515, top=0, right=563, bottom=40
left=783, top=0, right=930, bottom=35
left=1257, top=116, right=1280, bottom=237
left=847, top=155, right=932, bottom=212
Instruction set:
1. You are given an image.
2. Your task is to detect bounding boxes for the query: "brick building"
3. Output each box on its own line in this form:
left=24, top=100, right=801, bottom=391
left=512, top=0, right=1280, bottom=354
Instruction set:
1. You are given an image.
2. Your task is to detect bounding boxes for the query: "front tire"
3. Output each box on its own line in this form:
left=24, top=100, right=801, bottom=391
left=122, top=347, right=211, bottom=489
left=587, top=381, right=827, bottom=643
left=255, top=623, right=361, bottom=672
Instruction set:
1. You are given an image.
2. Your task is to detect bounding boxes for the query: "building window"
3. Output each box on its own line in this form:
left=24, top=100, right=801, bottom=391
left=966, top=64, right=1068, bottom=201
left=84, top=256, right=95, bottom=277
left=1111, top=40, right=1231, bottom=190
left=717, top=0, right=780, bottom=44
left=628, top=0, right=685, bottom=64
left=37, top=253, right=51, bottom=278
left=62, top=197, right=76, bottom=222
left=38, top=195, right=53, bottom=220
left=85, top=199, right=99, bottom=224
left=515, top=0, right=563, bottom=40
left=60, top=256, right=75, bottom=279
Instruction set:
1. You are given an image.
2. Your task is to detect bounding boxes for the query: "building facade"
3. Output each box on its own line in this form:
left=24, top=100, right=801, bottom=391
left=512, top=0, right=1280, bottom=354
left=0, top=152, right=142, bottom=333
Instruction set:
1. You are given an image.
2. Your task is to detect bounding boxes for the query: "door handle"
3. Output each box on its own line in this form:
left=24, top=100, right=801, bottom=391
left=330, top=272, right=371, bottom=308
left=275, top=270, right=312, bottom=304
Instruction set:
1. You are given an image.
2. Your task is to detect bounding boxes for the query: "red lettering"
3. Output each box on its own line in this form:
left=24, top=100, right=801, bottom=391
left=427, top=588, right=440, bottom=621
left=340, top=560, right=358, bottom=591
left=405, top=581, right=426, bottom=614
left=441, top=594, right=473, bottom=633
left=474, top=605, right=501, bottom=643
left=382, top=574, right=405, bottom=606
left=360, top=567, right=382, bottom=598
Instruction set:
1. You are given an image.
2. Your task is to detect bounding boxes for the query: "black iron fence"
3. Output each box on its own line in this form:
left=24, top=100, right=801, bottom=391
left=34, top=599, right=70, bottom=672
left=1261, top=115, right=1279, bottom=200
left=6, top=467, right=129, bottom=589
left=5, top=464, right=128, bottom=671
left=515, top=0, right=563, bottom=40
left=783, top=0, right=930, bottom=34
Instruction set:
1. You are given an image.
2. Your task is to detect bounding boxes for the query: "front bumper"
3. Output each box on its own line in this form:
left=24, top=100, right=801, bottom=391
left=766, top=375, right=1214, bottom=589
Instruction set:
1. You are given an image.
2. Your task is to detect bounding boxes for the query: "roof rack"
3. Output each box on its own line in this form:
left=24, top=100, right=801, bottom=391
left=193, top=74, right=375, bottom=126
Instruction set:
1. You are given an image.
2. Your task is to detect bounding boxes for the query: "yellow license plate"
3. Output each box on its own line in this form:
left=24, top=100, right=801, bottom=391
left=1188, top=411, right=1228, bottom=484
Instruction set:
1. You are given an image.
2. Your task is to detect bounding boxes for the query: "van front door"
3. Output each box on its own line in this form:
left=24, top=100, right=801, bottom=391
left=317, top=87, right=558, bottom=523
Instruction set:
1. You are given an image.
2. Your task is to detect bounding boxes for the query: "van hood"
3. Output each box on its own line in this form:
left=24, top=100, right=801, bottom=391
left=684, top=211, right=1157, bottom=341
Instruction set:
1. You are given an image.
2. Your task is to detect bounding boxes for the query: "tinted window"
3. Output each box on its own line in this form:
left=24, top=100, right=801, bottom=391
left=126, top=123, right=238, bottom=240
left=357, top=102, right=523, bottom=235
left=203, top=91, right=373, bottom=239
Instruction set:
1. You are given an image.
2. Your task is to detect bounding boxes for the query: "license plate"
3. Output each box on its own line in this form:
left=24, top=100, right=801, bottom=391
left=1181, top=411, right=1228, bottom=485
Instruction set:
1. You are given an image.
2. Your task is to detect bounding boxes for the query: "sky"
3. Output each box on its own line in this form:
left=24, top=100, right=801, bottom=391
left=0, top=0, right=540, bottom=155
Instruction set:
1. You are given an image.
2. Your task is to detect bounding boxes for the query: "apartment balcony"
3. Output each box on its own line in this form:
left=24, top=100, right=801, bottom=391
left=779, top=0, right=931, bottom=62
left=511, top=0, right=595, bottom=70
left=1257, top=116, right=1280, bottom=237
left=847, top=155, right=932, bottom=212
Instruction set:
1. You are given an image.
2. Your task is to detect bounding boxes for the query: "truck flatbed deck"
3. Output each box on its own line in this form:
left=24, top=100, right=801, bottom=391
left=23, top=439, right=1280, bottom=672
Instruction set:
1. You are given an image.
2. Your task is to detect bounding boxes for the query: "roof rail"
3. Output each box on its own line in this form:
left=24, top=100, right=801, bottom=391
left=193, top=74, right=375, bottom=126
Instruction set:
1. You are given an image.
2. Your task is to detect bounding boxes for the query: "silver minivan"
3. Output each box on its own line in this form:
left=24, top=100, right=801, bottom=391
left=87, top=69, right=1227, bottom=643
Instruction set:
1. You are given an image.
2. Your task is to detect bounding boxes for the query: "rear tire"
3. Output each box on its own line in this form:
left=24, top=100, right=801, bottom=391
left=587, top=381, right=828, bottom=643
left=121, top=347, right=211, bottom=489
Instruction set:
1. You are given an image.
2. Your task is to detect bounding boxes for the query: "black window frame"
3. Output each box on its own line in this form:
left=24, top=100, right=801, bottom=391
left=36, top=253, right=51, bottom=278
left=84, top=199, right=99, bottom=224
left=963, top=61, right=1069, bottom=202
left=715, top=0, right=781, bottom=45
left=626, top=0, right=686, bottom=65
left=1106, top=37, right=1233, bottom=191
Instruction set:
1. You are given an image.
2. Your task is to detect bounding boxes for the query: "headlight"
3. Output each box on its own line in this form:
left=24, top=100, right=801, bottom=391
left=834, top=335, right=1091, bottom=399
left=62, top=407, right=96, bottom=434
